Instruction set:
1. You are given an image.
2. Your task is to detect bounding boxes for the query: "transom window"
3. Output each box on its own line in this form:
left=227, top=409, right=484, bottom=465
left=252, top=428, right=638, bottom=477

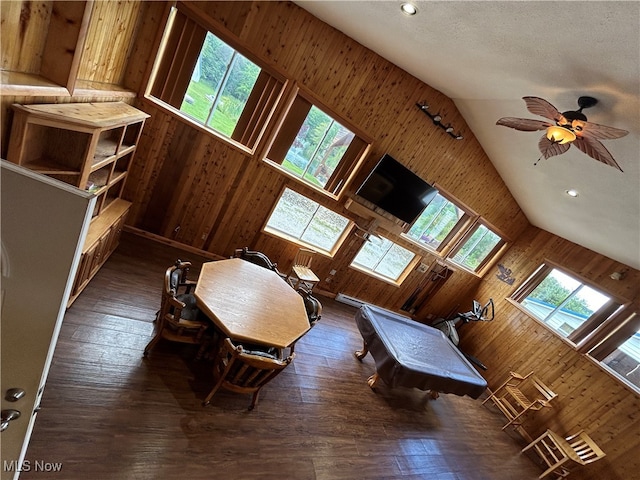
left=148, top=6, right=285, bottom=150
left=264, top=188, right=351, bottom=255
left=351, top=237, right=418, bottom=284
left=265, top=87, right=371, bottom=198
left=449, top=223, right=504, bottom=272
left=405, top=192, right=471, bottom=253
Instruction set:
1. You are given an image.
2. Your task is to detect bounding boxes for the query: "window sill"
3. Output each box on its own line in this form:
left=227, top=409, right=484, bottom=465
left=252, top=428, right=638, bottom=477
left=262, top=226, right=338, bottom=259
left=262, top=158, right=342, bottom=202
left=348, top=264, right=403, bottom=287
left=141, top=95, right=255, bottom=158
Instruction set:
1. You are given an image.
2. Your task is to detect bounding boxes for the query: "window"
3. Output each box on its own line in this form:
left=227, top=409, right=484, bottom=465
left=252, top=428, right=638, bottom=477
left=512, top=263, right=639, bottom=391
left=601, top=328, right=640, bottom=390
left=351, top=236, right=418, bottom=284
left=281, top=106, right=355, bottom=189
left=405, top=192, right=472, bottom=253
left=518, top=267, right=613, bottom=338
left=265, top=87, right=371, bottom=198
left=180, top=32, right=260, bottom=135
left=449, top=222, right=504, bottom=272
left=148, top=6, right=285, bottom=150
left=264, top=188, right=351, bottom=255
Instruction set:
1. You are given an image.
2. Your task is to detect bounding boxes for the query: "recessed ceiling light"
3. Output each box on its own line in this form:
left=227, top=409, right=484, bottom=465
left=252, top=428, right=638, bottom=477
left=401, top=3, right=418, bottom=16
left=566, top=189, right=579, bottom=197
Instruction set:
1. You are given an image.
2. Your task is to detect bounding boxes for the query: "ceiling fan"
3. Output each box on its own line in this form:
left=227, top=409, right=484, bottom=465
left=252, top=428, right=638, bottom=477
left=497, top=96, right=628, bottom=171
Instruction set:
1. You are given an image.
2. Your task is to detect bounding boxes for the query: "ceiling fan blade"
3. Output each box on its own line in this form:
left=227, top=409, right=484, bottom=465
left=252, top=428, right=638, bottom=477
left=573, top=137, right=624, bottom=171
left=575, top=120, right=629, bottom=140
left=497, top=117, right=551, bottom=131
left=538, top=135, right=570, bottom=159
left=523, top=97, right=562, bottom=122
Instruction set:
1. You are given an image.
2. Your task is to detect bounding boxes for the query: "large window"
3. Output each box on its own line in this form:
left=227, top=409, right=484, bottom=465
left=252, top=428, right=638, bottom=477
left=180, top=32, right=260, bottom=135
left=148, top=6, right=285, bottom=150
left=517, top=267, right=614, bottom=338
left=265, top=88, right=371, bottom=198
left=351, top=236, right=418, bottom=284
left=264, top=188, right=351, bottom=255
left=449, top=223, right=504, bottom=272
left=512, top=263, right=639, bottom=391
left=281, top=106, right=355, bottom=189
left=405, top=192, right=472, bottom=253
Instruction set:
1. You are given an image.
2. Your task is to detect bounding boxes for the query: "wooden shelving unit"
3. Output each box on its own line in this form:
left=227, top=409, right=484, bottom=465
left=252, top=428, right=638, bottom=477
left=7, top=101, right=149, bottom=305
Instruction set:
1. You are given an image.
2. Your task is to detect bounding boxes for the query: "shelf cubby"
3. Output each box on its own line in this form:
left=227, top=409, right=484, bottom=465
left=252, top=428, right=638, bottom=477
left=7, top=101, right=149, bottom=305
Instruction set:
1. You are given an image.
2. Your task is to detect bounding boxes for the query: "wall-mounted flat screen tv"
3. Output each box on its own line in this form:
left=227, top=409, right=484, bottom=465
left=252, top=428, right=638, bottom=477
left=355, top=154, right=438, bottom=224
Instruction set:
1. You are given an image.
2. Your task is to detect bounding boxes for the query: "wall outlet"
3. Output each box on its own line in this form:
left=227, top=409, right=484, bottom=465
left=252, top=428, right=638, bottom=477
left=417, top=262, right=429, bottom=273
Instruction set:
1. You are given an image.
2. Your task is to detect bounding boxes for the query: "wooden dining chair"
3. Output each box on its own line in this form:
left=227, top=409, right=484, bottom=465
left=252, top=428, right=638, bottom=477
left=234, top=246, right=288, bottom=281
left=288, top=248, right=320, bottom=290
left=143, top=260, right=210, bottom=357
left=203, top=338, right=294, bottom=410
left=482, top=370, right=533, bottom=406
left=286, top=286, right=323, bottom=355
left=522, top=429, right=606, bottom=478
left=484, top=370, right=557, bottom=430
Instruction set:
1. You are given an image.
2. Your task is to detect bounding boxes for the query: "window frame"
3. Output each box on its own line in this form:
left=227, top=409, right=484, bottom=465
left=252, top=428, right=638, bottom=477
left=446, top=218, right=508, bottom=274
left=262, top=186, right=353, bottom=257
left=510, top=261, right=639, bottom=392
left=349, top=234, right=421, bottom=286
left=144, top=3, right=288, bottom=154
left=511, top=262, right=627, bottom=345
left=402, top=186, right=476, bottom=257
left=261, top=83, right=372, bottom=200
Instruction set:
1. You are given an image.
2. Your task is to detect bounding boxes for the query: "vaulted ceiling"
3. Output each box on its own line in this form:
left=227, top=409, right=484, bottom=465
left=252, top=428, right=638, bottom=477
left=295, top=1, right=640, bottom=269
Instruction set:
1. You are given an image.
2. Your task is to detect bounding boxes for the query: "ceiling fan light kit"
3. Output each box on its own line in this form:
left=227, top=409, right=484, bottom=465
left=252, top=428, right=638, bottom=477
left=496, top=96, right=629, bottom=171
left=546, top=125, right=576, bottom=144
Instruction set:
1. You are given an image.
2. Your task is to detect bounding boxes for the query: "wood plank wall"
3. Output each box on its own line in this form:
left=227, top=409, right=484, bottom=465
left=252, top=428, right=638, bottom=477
left=2, top=2, right=638, bottom=478
left=459, top=225, right=640, bottom=480
left=120, top=0, right=528, bottom=316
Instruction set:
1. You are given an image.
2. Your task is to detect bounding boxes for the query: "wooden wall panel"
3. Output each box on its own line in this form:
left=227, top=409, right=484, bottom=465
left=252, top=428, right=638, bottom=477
left=121, top=0, right=528, bottom=311
left=0, top=1, right=52, bottom=74
left=459, top=225, right=640, bottom=480
left=77, top=0, right=143, bottom=85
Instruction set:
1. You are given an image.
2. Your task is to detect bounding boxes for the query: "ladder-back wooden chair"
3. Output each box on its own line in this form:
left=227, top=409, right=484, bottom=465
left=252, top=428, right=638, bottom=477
left=234, top=247, right=288, bottom=281
left=484, top=370, right=558, bottom=430
left=288, top=248, right=320, bottom=291
left=143, top=260, right=210, bottom=357
left=522, top=429, right=606, bottom=478
left=203, top=338, right=294, bottom=410
left=286, top=286, right=323, bottom=355
left=482, top=370, right=533, bottom=406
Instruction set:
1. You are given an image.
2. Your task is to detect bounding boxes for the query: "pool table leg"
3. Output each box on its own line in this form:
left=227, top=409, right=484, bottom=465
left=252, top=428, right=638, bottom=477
left=367, top=372, right=380, bottom=389
left=354, top=341, right=369, bottom=361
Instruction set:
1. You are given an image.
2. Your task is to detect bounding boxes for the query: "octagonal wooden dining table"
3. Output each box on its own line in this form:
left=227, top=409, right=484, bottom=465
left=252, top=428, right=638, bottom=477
left=194, top=258, right=310, bottom=349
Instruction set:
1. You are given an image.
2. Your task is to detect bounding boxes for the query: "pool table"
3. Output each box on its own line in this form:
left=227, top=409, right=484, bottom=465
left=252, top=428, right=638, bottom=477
left=354, top=304, right=487, bottom=399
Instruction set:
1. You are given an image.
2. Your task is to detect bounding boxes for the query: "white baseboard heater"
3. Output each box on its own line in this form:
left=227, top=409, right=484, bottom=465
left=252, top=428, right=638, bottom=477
left=335, top=293, right=368, bottom=308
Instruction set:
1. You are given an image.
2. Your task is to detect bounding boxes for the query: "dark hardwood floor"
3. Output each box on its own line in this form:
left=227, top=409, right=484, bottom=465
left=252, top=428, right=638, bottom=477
left=22, top=232, right=545, bottom=479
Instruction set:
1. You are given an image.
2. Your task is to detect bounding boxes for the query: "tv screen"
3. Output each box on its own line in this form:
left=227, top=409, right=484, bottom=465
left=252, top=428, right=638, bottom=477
left=356, top=154, right=438, bottom=224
